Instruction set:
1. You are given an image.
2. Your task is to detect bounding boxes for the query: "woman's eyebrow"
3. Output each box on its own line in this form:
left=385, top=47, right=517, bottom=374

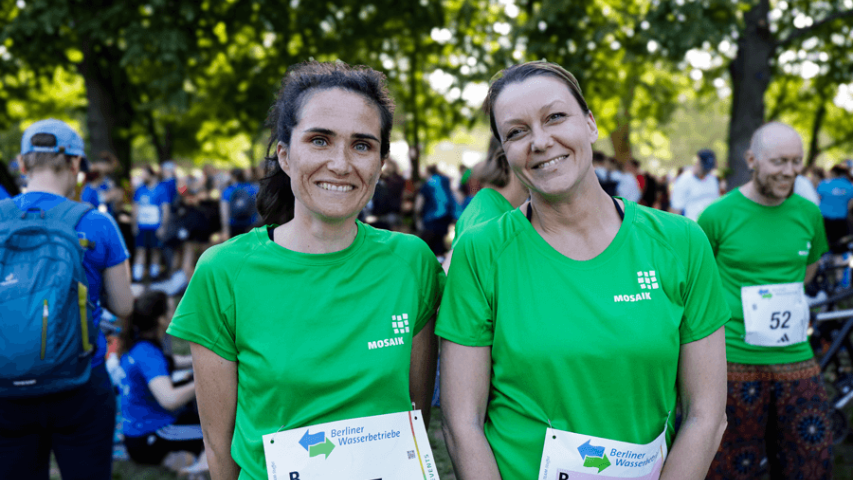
left=303, top=128, right=378, bottom=143
left=353, top=133, right=380, bottom=142
left=304, top=127, right=335, bottom=136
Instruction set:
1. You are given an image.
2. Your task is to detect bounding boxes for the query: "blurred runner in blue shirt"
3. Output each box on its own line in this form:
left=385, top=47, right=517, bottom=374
left=0, top=119, right=133, bottom=480
left=817, top=163, right=853, bottom=246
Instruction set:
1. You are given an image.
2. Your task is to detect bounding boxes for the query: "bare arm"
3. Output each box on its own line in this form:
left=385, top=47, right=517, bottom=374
left=220, top=200, right=230, bottom=239
left=190, top=342, right=240, bottom=480
left=805, top=261, right=819, bottom=285
left=410, top=316, right=437, bottom=428
left=102, top=260, right=132, bottom=318
left=660, top=327, right=727, bottom=480
left=148, top=377, right=196, bottom=411
left=172, top=353, right=194, bottom=369
left=157, top=204, right=170, bottom=239
left=440, top=340, right=501, bottom=480
left=131, top=203, right=139, bottom=234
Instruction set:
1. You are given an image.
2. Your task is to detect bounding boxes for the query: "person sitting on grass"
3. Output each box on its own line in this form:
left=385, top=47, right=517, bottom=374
left=117, top=291, right=204, bottom=469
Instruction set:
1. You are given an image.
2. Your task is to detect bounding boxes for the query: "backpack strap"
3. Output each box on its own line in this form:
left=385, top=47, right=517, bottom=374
left=0, top=198, right=21, bottom=221
left=45, top=201, right=96, bottom=249
left=45, top=201, right=93, bottom=230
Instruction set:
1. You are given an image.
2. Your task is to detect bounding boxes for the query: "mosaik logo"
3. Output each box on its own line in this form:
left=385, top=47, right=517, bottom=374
left=614, top=271, right=658, bottom=303
left=367, top=314, right=409, bottom=350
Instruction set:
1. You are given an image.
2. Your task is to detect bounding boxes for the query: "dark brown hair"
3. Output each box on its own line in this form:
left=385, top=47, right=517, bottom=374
left=119, top=291, right=168, bottom=357
left=257, top=61, right=396, bottom=225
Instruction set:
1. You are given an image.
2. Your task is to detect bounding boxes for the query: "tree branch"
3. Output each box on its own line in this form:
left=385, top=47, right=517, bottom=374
left=820, top=130, right=853, bottom=153
left=777, top=9, right=853, bottom=48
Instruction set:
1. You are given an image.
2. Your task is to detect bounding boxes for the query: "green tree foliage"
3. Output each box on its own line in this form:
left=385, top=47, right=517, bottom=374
left=645, top=0, right=853, bottom=185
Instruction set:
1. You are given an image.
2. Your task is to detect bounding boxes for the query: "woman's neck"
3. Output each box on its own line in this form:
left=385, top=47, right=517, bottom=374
left=528, top=173, right=623, bottom=261
left=274, top=210, right=359, bottom=254
left=493, top=177, right=529, bottom=209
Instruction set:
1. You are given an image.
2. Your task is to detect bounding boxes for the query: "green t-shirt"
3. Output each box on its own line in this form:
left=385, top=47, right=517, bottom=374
left=452, top=187, right=514, bottom=249
left=697, top=189, right=828, bottom=365
left=167, top=224, right=445, bottom=480
left=435, top=201, right=729, bottom=479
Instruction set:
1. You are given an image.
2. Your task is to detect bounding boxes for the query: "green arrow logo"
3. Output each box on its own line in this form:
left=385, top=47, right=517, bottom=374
left=583, top=454, right=611, bottom=473
left=309, top=438, right=335, bottom=459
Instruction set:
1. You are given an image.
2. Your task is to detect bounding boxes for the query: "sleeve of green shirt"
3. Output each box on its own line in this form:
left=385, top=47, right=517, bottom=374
left=435, top=231, right=496, bottom=346
left=167, top=246, right=238, bottom=361
left=808, top=206, right=829, bottom=264
left=412, top=240, right=447, bottom=335
left=679, top=221, right=730, bottom=344
left=696, top=207, right=719, bottom=255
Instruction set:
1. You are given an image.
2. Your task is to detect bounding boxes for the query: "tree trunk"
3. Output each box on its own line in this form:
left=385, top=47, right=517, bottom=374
left=610, top=76, right=636, bottom=163
left=726, top=0, right=774, bottom=188
left=407, top=51, right=421, bottom=183
left=78, top=38, right=133, bottom=182
left=806, top=100, right=826, bottom=168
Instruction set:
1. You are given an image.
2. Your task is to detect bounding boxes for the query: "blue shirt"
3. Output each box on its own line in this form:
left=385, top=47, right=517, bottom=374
left=81, top=178, right=117, bottom=217
left=13, top=192, right=130, bottom=367
left=221, top=182, right=259, bottom=227
left=118, top=341, right=178, bottom=437
left=420, top=174, right=457, bottom=222
left=817, top=177, right=853, bottom=220
left=0, top=185, right=10, bottom=201
left=159, top=178, right=178, bottom=207
left=133, top=183, right=168, bottom=230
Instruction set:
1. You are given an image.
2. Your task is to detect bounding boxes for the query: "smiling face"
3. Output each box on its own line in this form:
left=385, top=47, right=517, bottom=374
left=747, top=125, right=803, bottom=203
left=277, top=88, right=384, bottom=223
left=493, top=75, right=599, bottom=200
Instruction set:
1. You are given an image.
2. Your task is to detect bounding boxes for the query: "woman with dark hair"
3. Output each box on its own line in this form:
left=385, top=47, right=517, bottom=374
left=118, top=291, right=202, bottom=466
left=167, top=61, right=444, bottom=479
left=442, top=137, right=528, bottom=272
left=437, top=61, right=730, bottom=479
left=453, top=137, right=528, bottom=249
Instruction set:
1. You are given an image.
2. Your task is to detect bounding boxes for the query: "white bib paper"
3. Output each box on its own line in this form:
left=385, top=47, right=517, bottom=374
left=741, top=282, right=809, bottom=347
left=137, top=204, right=161, bottom=227
left=262, top=410, right=439, bottom=480
left=538, top=425, right=667, bottom=480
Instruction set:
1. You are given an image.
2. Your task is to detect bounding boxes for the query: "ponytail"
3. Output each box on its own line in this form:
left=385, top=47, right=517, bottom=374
left=119, top=291, right=168, bottom=357
left=256, top=152, right=295, bottom=226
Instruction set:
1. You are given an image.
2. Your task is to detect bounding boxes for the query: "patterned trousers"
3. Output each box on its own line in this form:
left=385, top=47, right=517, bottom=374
left=707, top=359, right=833, bottom=480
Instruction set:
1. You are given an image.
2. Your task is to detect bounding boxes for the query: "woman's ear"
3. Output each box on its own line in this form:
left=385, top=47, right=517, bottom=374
left=276, top=142, right=290, bottom=175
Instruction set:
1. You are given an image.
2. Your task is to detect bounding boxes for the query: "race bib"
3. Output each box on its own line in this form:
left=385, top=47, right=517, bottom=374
left=138, top=204, right=160, bottom=227
left=742, top=283, right=809, bottom=347
left=538, top=425, right=667, bottom=480
left=262, top=410, right=439, bottom=480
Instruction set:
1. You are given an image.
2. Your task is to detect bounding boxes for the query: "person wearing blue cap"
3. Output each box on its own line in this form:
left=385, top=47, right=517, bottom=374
left=669, top=149, right=721, bottom=221
left=0, top=119, right=133, bottom=480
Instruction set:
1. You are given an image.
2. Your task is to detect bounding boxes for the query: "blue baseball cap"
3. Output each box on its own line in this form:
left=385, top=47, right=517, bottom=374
left=697, top=149, right=716, bottom=172
left=20, top=119, right=89, bottom=171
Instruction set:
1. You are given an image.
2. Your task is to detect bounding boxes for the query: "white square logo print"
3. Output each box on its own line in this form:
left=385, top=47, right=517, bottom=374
left=637, top=271, right=659, bottom=290
left=392, top=314, right=410, bottom=334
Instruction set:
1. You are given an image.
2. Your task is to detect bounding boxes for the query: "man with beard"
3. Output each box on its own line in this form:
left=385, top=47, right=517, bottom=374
left=699, top=122, right=832, bottom=479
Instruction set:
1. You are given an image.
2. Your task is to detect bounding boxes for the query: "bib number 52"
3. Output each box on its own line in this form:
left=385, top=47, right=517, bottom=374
left=770, top=311, right=791, bottom=330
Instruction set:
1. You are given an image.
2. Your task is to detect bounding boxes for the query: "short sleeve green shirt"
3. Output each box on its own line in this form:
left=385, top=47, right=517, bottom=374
left=452, top=188, right=514, bottom=249
left=697, top=189, right=828, bottom=365
left=435, top=201, right=729, bottom=479
left=167, top=224, right=445, bottom=480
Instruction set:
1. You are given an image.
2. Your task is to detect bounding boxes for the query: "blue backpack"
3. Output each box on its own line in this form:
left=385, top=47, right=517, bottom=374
left=0, top=199, right=96, bottom=397
left=229, top=185, right=256, bottom=224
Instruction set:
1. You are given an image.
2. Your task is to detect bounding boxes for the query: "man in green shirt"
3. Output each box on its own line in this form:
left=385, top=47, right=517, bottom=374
left=699, top=122, right=832, bottom=479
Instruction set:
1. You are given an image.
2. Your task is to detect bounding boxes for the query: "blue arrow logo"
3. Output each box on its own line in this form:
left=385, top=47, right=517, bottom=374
left=299, top=430, right=326, bottom=452
left=577, top=439, right=605, bottom=460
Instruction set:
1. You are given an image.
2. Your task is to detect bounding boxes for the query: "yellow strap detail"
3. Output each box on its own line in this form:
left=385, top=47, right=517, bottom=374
left=78, top=283, right=92, bottom=353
